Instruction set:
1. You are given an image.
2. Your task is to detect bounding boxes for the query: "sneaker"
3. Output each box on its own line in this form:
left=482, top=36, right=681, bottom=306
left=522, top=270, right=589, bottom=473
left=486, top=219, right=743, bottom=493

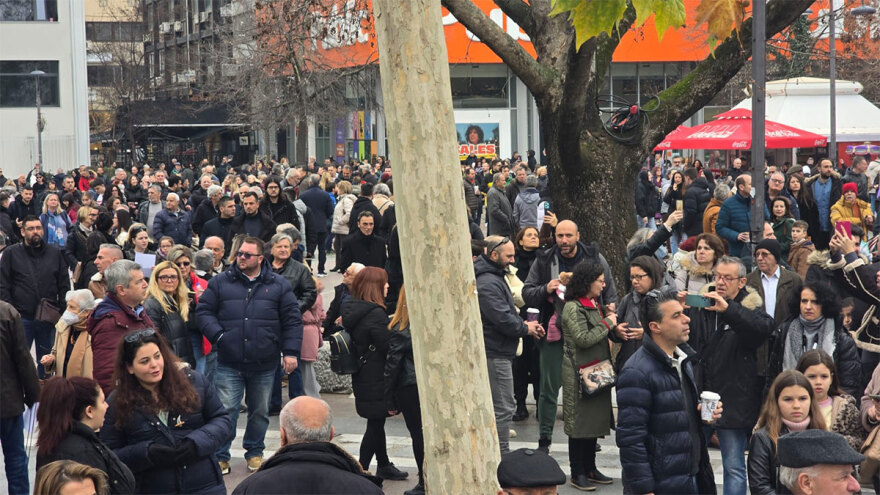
left=587, top=470, right=613, bottom=485
left=569, top=474, right=597, bottom=491
left=218, top=461, right=230, bottom=475
left=317, top=271, right=328, bottom=277
left=512, top=405, right=529, bottom=422
left=376, top=463, right=409, bottom=480
left=246, top=456, right=263, bottom=473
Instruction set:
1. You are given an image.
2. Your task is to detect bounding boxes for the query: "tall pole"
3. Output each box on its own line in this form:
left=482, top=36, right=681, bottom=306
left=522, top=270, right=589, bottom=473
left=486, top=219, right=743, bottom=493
left=35, top=74, right=43, bottom=167
left=751, top=0, right=766, bottom=248
left=829, top=2, right=837, bottom=167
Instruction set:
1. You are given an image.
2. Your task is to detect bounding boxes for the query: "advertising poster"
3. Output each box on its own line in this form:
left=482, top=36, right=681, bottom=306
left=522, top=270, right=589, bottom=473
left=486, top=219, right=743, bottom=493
left=358, top=111, right=365, bottom=140
left=365, top=111, right=372, bottom=141
left=351, top=112, right=358, bottom=140
left=335, top=118, right=346, bottom=159
left=456, top=122, right=499, bottom=161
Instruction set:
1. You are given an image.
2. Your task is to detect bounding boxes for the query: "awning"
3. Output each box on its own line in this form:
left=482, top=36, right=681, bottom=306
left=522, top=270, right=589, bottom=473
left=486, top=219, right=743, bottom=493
left=733, top=77, right=880, bottom=142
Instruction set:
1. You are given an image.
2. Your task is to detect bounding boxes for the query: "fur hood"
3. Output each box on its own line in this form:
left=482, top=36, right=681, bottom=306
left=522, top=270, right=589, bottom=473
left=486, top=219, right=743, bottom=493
left=807, top=249, right=870, bottom=268
left=804, top=170, right=841, bottom=185
left=701, top=283, right=763, bottom=310
left=679, top=253, right=714, bottom=278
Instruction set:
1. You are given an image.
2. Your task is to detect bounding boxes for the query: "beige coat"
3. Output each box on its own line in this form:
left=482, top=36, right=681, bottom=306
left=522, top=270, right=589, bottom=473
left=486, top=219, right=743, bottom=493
left=45, top=319, right=93, bottom=378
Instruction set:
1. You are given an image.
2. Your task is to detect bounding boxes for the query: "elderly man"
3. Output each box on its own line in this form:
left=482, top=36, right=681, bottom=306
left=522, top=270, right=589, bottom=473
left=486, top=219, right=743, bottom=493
left=152, top=192, right=193, bottom=246
left=496, top=448, right=567, bottom=495
left=776, top=430, right=863, bottom=495
left=716, top=174, right=753, bottom=258
left=766, top=171, right=801, bottom=220
left=487, top=172, right=515, bottom=238
left=138, top=185, right=165, bottom=232
left=203, top=236, right=228, bottom=277
left=232, top=397, right=383, bottom=494
left=88, top=244, right=124, bottom=300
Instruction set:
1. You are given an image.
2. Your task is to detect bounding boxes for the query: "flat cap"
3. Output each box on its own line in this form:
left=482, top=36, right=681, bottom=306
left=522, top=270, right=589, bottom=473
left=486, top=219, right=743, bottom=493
left=497, top=448, right=566, bottom=488
left=777, top=430, right=865, bottom=468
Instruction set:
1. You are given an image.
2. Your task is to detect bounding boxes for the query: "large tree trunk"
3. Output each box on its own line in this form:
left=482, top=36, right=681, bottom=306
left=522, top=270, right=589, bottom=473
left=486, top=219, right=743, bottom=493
left=372, top=0, right=502, bottom=493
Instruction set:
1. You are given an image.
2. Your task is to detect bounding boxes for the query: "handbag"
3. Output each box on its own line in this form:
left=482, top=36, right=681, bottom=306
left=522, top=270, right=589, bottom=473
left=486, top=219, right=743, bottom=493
left=328, top=328, right=371, bottom=375
left=860, top=424, right=880, bottom=482
left=578, top=359, right=617, bottom=397
left=35, top=298, right=62, bottom=324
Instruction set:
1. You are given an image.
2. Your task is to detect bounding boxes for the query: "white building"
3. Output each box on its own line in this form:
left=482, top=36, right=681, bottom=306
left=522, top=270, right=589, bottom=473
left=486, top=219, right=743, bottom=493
left=0, top=0, right=90, bottom=179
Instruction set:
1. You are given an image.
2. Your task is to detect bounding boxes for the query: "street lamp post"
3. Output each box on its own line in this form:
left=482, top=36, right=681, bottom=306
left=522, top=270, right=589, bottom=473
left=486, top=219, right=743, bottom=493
left=828, top=1, right=876, bottom=166
left=30, top=69, right=45, bottom=167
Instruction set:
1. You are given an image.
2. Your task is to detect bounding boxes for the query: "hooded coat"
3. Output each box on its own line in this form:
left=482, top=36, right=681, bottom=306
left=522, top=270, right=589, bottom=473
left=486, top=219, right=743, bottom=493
left=474, top=255, right=529, bottom=359
left=702, top=197, right=724, bottom=235
left=682, top=176, right=712, bottom=237
left=513, top=188, right=542, bottom=230
left=341, top=298, right=390, bottom=419
left=672, top=253, right=715, bottom=294
left=635, top=170, right=659, bottom=220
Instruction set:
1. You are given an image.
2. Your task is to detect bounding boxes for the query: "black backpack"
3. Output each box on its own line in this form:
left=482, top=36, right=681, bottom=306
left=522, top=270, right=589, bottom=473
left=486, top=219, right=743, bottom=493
left=328, top=328, right=366, bottom=375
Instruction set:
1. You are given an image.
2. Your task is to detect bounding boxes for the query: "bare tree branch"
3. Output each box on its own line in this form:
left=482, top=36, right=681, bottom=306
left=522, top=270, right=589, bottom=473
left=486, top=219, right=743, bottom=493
left=492, top=0, right=535, bottom=39
left=442, top=0, right=554, bottom=96
left=643, top=0, right=815, bottom=151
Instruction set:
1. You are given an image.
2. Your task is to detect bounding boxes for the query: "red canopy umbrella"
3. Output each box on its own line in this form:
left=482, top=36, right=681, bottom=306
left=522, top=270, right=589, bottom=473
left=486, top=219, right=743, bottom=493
left=659, top=108, right=828, bottom=150
left=653, top=125, right=690, bottom=150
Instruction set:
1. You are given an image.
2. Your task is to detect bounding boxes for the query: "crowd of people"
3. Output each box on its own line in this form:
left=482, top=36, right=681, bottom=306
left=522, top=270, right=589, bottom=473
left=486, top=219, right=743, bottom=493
left=1, top=149, right=880, bottom=495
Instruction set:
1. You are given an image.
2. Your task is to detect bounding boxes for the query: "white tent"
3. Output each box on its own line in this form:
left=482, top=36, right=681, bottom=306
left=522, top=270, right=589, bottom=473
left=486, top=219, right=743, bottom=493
left=733, top=77, right=880, bottom=142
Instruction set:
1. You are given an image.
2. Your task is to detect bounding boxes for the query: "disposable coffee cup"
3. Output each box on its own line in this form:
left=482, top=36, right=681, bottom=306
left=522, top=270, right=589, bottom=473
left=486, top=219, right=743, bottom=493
left=700, top=391, right=720, bottom=422
left=526, top=308, right=540, bottom=322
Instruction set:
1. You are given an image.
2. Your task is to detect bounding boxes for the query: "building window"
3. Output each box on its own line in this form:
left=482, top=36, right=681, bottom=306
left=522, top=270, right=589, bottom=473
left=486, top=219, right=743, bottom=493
left=451, top=76, right=510, bottom=109
left=86, top=22, right=144, bottom=42
left=0, top=61, right=60, bottom=107
left=87, top=65, right=120, bottom=86
left=0, top=0, right=58, bottom=21
left=316, top=122, right=331, bottom=162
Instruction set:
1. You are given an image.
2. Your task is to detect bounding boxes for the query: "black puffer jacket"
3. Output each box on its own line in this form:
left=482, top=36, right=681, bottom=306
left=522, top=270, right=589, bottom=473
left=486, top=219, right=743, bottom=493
left=616, top=337, right=716, bottom=495
left=683, top=176, right=712, bottom=236
left=475, top=255, right=528, bottom=359
left=687, top=285, right=775, bottom=429
left=765, top=316, right=861, bottom=399
left=384, top=324, right=417, bottom=411
left=100, top=369, right=233, bottom=495
left=341, top=299, right=390, bottom=420
left=143, top=295, right=196, bottom=368
left=37, top=421, right=136, bottom=495
left=231, top=442, right=383, bottom=494
left=748, top=426, right=794, bottom=495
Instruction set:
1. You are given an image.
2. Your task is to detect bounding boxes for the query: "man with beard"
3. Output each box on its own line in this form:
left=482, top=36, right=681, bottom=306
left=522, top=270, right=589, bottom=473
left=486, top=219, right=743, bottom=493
left=804, top=158, right=843, bottom=250
left=476, top=235, right=545, bottom=453
left=0, top=216, right=70, bottom=378
left=9, top=185, right=39, bottom=228
left=230, top=191, right=277, bottom=243
left=261, top=176, right=297, bottom=226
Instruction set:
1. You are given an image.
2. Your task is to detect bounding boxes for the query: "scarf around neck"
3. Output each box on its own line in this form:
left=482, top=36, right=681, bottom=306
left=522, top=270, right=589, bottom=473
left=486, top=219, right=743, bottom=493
left=783, top=316, right=836, bottom=371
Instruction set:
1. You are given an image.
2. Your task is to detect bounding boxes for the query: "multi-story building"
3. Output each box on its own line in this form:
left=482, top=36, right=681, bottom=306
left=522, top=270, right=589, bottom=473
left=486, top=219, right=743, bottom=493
left=0, top=0, right=90, bottom=179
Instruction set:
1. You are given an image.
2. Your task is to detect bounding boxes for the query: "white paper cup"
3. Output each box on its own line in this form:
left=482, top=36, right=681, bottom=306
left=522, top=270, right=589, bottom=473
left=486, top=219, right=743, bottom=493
left=700, top=391, right=720, bottom=422
left=526, top=308, right=540, bottom=322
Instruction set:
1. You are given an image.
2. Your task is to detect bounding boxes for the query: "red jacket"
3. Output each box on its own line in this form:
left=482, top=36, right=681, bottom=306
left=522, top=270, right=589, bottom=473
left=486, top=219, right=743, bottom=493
left=87, top=293, right=154, bottom=394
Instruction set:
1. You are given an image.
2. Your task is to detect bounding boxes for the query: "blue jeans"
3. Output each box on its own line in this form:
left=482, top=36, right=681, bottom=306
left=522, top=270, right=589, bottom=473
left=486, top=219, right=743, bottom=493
left=190, top=334, right=217, bottom=385
left=270, top=362, right=303, bottom=410
left=637, top=216, right=657, bottom=230
left=22, top=318, right=55, bottom=379
left=214, top=364, right=274, bottom=461
left=1, top=414, right=29, bottom=495
left=705, top=426, right=748, bottom=495
left=670, top=231, right=686, bottom=255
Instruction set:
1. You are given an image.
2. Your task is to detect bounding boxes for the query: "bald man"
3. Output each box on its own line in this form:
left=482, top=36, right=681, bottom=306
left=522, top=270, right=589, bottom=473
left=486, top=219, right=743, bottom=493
left=89, top=244, right=123, bottom=300
left=522, top=219, right=617, bottom=453
left=203, top=236, right=227, bottom=277
left=152, top=191, right=193, bottom=245
left=232, top=397, right=383, bottom=494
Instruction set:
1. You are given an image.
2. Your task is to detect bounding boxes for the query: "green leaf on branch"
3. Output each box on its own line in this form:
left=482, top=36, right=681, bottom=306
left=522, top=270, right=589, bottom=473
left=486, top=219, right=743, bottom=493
left=694, top=0, right=748, bottom=52
left=652, top=0, right=686, bottom=41
left=550, top=0, right=627, bottom=48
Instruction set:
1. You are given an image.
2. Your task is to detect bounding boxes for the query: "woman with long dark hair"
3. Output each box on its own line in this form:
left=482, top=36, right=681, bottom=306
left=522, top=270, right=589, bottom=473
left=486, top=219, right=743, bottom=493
left=341, top=267, right=408, bottom=481
left=100, top=329, right=233, bottom=494
left=384, top=286, right=425, bottom=495
left=663, top=170, right=686, bottom=254
left=36, top=376, right=135, bottom=494
left=787, top=173, right=821, bottom=242
left=748, top=370, right=826, bottom=495
left=612, top=255, right=666, bottom=372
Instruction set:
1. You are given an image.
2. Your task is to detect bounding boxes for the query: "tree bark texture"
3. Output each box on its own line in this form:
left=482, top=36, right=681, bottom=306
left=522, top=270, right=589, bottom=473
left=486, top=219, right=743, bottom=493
left=442, top=0, right=814, bottom=285
left=372, top=0, right=502, bottom=493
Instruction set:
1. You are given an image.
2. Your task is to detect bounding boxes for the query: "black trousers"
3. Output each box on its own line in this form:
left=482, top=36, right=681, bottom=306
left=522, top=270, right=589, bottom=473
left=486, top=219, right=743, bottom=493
left=307, top=231, right=328, bottom=273
left=513, top=336, right=540, bottom=407
left=360, top=417, right=389, bottom=471
left=568, top=437, right=597, bottom=476
left=397, top=384, right=425, bottom=477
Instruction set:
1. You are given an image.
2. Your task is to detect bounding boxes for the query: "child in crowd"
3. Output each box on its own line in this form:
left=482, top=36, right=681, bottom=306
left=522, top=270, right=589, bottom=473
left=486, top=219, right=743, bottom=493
left=770, top=197, right=795, bottom=259
left=787, top=220, right=814, bottom=279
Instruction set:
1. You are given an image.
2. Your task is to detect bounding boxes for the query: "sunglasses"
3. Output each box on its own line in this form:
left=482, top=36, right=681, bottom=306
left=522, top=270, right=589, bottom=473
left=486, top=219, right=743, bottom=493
left=176, top=261, right=191, bottom=267
left=236, top=251, right=258, bottom=259
left=486, top=237, right=510, bottom=254
left=124, top=328, right=156, bottom=343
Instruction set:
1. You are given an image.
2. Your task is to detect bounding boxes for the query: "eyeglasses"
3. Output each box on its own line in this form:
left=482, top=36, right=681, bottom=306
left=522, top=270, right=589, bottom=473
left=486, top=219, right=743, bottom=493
left=630, top=273, right=649, bottom=281
left=157, top=274, right=179, bottom=282
left=487, top=237, right=510, bottom=254
left=713, top=274, right=741, bottom=283
left=236, top=251, right=259, bottom=259
left=124, top=328, right=156, bottom=343
left=176, top=261, right=191, bottom=267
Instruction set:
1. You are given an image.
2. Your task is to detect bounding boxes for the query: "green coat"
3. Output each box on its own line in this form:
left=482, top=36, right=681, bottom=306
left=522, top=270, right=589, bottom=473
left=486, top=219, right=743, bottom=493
left=560, top=298, right=613, bottom=439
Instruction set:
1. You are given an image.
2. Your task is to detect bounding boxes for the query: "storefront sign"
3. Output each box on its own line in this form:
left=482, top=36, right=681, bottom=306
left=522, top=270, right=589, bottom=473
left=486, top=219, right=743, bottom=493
left=457, top=122, right=498, bottom=160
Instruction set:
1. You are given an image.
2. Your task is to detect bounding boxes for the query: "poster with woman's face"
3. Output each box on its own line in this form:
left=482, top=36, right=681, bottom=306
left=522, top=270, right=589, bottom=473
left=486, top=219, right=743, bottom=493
left=456, top=123, right=499, bottom=162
